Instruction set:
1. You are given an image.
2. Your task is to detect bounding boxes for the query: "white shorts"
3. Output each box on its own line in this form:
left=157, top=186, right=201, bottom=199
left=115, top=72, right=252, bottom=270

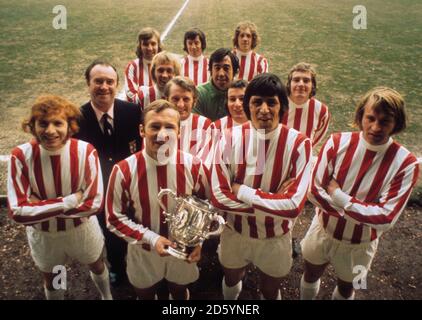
left=218, top=226, right=292, bottom=278
left=26, top=216, right=105, bottom=273
left=301, top=215, right=379, bottom=282
left=126, top=243, right=199, bottom=289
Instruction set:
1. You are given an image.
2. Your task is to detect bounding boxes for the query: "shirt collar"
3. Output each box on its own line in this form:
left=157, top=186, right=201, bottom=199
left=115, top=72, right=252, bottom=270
left=359, top=132, right=393, bottom=152
left=91, top=102, right=114, bottom=123
left=210, top=80, right=227, bottom=93
left=251, top=123, right=281, bottom=140
left=237, top=50, right=252, bottom=57
left=38, top=139, right=70, bottom=155
left=142, top=147, right=177, bottom=166
left=188, top=54, right=204, bottom=62
left=181, top=113, right=193, bottom=126
left=288, top=97, right=310, bottom=108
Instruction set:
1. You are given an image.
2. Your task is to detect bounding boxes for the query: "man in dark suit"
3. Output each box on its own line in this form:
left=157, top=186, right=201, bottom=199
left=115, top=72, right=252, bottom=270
left=74, top=59, right=142, bottom=287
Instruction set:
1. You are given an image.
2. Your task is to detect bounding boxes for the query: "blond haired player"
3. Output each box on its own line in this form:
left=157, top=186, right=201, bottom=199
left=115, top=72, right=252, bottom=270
left=301, top=87, right=419, bottom=300
left=232, top=21, right=268, bottom=81
left=106, top=100, right=210, bottom=300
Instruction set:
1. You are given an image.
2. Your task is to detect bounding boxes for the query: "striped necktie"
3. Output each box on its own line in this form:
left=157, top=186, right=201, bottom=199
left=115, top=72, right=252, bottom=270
left=102, top=114, right=114, bottom=138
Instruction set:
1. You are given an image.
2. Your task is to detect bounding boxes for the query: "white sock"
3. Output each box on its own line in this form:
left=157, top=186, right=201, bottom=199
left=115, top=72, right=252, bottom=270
left=300, top=275, right=320, bottom=300
left=260, top=289, right=281, bottom=300
left=222, top=278, right=242, bottom=300
left=44, top=286, right=65, bottom=300
left=331, top=286, right=355, bottom=300
left=90, top=268, right=113, bottom=300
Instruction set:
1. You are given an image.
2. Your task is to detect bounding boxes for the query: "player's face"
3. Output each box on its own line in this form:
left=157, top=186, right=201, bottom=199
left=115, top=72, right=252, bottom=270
left=211, top=56, right=234, bottom=91
left=141, top=36, right=159, bottom=61
left=186, top=36, right=203, bottom=58
left=34, top=111, right=69, bottom=151
left=168, top=84, right=195, bottom=121
left=249, top=95, right=281, bottom=133
left=140, top=108, right=180, bottom=160
left=154, top=63, right=175, bottom=91
left=289, top=71, right=313, bottom=105
left=88, top=65, right=118, bottom=110
left=227, top=87, right=247, bottom=124
left=238, top=28, right=253, bottom=53
left=361, top=101, right=396, bottom=145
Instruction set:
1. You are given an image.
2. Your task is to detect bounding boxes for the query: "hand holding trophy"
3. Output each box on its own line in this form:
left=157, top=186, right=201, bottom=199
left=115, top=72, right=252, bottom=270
left=157, top=188, right=225, bottom=260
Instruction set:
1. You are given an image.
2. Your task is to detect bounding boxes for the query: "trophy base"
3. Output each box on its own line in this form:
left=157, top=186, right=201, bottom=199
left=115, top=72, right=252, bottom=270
left=166, top=246, right=189, bottom=260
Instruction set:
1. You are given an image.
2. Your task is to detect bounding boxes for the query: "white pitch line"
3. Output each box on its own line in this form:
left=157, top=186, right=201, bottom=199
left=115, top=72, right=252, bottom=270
left=160, top=0, right=191, bottom=42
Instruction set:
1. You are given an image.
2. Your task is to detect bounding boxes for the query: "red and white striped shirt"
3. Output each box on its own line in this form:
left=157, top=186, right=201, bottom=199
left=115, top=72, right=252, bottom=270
left=137, top=84, right=163, bottom=110
left=211, top=117, right=250, bottom=165
left=180, top=55, right=209, bottom=86
left=124, top=58, right=153, bottom=103
left=211, top=123, right=312, bottom=239
left=282, top=98, right=330, bottom=146
left=106, top=149, right=210, bottom=246
left=213, top=116, right=235, bottom=132
left=234, top=49, right=269, bottom=82
left=179, top=113, right=213, bottom=163
left=7, top=138, right=103, bottom=232
left=309, top=132, right=420, bottom=244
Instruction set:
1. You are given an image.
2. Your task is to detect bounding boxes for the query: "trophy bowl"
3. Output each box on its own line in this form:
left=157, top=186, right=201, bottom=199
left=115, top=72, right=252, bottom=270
left=157, top=188, right=225, bottom=260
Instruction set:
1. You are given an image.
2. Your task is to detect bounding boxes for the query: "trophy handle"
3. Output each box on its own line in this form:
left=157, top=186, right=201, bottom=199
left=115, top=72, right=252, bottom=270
left=206, top=214, right=226, bottom=238
left=157, top=188, right=177, bottom=211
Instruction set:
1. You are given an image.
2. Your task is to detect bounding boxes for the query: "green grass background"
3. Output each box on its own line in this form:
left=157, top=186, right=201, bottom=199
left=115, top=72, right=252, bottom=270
left=0, top=0, right=421, bottom=192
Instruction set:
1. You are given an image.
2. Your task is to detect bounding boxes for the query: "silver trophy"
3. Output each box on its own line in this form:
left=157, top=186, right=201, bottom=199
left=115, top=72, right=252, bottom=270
left=157, top=188, right=225, bottom=260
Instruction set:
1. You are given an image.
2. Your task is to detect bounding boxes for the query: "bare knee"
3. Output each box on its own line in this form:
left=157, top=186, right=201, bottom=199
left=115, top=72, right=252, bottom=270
left=43, top=272, right=56, bottom=290
left=337, top=278, right=354, bottom=299
left=134, top=283, right=159, bottom=300
left=88, top=256, right=105, bottom=275
left=168, top=281, right=189, bottom=300
left=223, top=266, right=246, bottom=287
left=258, top=269, right=282, bottom=300
left=303, top=260, right=328, bottom=283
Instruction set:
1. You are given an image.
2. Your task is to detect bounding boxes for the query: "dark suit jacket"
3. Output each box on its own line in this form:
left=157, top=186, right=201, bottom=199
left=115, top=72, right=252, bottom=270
left=74, top=99, right=142, bottom=185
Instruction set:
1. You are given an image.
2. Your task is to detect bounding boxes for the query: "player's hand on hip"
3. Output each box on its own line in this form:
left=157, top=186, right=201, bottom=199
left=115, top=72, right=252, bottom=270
left=75, top=190, right=83, bottom=203
left=327, top=178, right=340, bottom=196
left=29, top=193, right=40, bottom=203
left=231, top=182, right=241, bottom=196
